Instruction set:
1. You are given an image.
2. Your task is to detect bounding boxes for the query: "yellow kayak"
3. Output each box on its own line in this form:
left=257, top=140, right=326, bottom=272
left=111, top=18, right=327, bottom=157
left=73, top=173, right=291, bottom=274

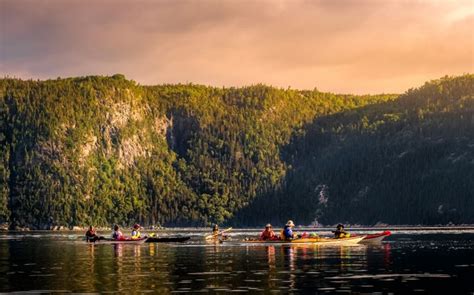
left=243, top=236, right=365, bottom=245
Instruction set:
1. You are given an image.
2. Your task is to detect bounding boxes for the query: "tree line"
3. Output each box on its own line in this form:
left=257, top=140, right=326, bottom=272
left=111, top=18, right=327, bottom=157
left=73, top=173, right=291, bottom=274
left=0, top=74, right=471, bottom=229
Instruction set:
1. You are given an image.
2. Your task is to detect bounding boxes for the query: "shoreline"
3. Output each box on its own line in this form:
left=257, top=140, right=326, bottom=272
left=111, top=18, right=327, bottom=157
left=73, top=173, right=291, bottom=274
left=2, top=225, right=474, bottom=233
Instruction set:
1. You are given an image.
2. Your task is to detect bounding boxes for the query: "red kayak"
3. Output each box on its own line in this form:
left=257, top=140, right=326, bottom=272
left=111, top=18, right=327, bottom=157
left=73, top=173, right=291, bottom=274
left=359, top=231, right=391, bottom=244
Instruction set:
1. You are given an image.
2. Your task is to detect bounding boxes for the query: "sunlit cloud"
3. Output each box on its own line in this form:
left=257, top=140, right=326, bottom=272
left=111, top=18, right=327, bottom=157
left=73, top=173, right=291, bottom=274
left=0, top=0, right=473, bottom=94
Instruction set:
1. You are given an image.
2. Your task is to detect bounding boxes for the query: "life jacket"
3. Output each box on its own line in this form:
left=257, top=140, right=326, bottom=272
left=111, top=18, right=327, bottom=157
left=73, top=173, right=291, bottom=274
left=85, top=230, right=96, bottom=237
left=282, top=226, right=293, bottom=240
left=335, top=229, right=350, bottom=238
left=260, top=230, right=275, bottom=240
left=112, top=230, right=123, bottom=240
left=131, top=230, right=141, bottom=239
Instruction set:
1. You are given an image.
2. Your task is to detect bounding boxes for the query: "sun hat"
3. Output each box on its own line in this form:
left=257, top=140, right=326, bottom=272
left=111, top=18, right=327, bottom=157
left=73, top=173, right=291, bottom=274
left=265, top=223, right=272, bottom=228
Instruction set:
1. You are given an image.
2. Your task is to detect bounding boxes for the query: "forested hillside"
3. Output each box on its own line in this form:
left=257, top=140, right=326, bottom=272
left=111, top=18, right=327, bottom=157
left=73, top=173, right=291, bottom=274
left=234, top=75, right=474, bottom=226
left=0, top=74, right=472, bottom=229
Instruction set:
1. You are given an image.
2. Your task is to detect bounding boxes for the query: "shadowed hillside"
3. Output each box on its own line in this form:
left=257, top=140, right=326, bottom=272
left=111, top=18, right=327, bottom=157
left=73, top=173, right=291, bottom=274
left=234, top=75, right=474, bottom=226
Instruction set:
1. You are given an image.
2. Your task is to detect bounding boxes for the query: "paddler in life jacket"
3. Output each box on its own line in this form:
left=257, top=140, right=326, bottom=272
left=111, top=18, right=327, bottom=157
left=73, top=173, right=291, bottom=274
left=260, top=224, right=277, bottom=241
left=281, top=220, right=297, bottom=241
left=210, top=224, right=229, bottom=240
left=112, top=224, right=125, bottom=240
left=85, top=225, right=98, bottom=242
left=131, top=224, right=142, bottom=239
left=212, top=224, right=219, bottom=236
left=333, top=224, right=350, bottom=238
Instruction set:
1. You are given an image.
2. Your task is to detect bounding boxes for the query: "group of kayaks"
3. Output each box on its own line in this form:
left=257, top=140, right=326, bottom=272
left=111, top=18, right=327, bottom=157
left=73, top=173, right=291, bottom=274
left=88, top=229, right=391, bottom=245
left=88, top=236, right=191, bottom=244
left=89, top=231, right=391, bottom=245
left=242, top=231, right=392, bottom=245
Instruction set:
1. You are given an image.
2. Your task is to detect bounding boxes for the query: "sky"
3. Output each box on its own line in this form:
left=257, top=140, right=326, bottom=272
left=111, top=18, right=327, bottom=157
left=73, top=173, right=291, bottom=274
left=0, top=0, right=473, bottom=94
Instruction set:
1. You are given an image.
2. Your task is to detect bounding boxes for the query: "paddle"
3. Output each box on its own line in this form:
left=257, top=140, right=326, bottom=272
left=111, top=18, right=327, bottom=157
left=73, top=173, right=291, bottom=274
left=205, top=227, right=232, bottom=240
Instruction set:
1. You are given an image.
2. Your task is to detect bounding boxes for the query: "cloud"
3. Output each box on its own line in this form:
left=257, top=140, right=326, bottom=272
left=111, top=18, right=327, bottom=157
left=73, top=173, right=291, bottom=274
left=1, top=0, right=473, bottom=94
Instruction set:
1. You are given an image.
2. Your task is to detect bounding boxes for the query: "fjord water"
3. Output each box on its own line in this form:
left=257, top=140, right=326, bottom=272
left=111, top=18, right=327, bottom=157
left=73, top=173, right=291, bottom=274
left=1, top=229, right=474, bottom=294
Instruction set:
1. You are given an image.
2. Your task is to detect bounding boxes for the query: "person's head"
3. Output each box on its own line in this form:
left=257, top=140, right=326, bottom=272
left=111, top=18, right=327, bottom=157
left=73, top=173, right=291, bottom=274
left=89, top=225, right=93, bottom=230
left=114, top=224, right=119, bottom=231
left=213, top=224, right=218, bottom=230
left=133, top=223, right=140, bottom=230
left=265, top=223, right=272, bottom=231
left=337, top=224, right=344, bottom=229
left=286, top=220, right=295, bottom=227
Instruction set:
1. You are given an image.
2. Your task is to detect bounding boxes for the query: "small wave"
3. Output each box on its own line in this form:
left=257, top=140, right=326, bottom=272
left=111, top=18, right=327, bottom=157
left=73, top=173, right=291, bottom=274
left=325, top=273, right=451, bottom=280
left=188, top=271, right=230, bottom=275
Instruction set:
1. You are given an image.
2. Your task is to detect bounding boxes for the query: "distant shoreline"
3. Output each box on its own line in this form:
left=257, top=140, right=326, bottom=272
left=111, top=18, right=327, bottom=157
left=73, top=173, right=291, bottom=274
left=2, top=225, right=474, bottom=233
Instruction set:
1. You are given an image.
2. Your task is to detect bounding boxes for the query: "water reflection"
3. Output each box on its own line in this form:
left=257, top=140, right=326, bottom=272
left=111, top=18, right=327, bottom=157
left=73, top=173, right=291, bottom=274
left=283, top=246, right=297, bottom=291
left=383, top=243, right=392, bottom=268
left=266, top=246, right=277, bottom=290
left=0, top=232, right=473, bottom=293
left=113, top=243, right=123, bottom=257
left=148, top=242, right=155, bottom=257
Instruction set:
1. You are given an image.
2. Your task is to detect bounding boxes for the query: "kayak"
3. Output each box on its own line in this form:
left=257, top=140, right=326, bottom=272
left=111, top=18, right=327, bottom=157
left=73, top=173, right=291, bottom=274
left=146, top=236, right=191, bottom=243
left=88, top=237, right=148, bottom=244
left=243, top=236, right=365, bottom=245
left=359, top=231, right=391, bottom=244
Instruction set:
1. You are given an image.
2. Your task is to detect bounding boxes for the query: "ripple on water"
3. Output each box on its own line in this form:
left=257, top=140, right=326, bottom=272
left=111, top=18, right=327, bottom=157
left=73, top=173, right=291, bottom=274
left=244, top=279, right=261, bottom=282
left=2, top=230, right=474, bottom=293
left=318, top=287, right=336, bottom=291
left=325, top=273, right=451, bottom=280
left=14, top=290, right=71, bottom=293
left=334, top=290, right=351, bottom=294
left=188, top=271, right=230, bottom=275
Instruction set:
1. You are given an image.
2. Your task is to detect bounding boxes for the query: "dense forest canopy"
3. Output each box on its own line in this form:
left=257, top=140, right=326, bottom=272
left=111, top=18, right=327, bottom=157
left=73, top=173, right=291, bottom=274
left=0, top=74, right=472, bottom=229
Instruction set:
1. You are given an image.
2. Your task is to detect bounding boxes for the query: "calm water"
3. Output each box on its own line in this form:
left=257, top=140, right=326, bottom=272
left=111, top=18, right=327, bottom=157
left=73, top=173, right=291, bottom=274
left=1, top=229, right=474, bottom=294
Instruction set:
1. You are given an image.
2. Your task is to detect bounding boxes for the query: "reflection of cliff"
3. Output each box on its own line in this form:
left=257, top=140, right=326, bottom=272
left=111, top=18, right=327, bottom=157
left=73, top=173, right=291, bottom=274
left=85, top=244, right=96, bottom=290
left=110, top=244, right=144, bottom=291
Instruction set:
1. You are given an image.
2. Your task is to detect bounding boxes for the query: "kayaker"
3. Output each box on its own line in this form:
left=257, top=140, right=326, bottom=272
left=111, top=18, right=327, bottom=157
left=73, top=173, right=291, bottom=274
left=211, top=224, right=228, bottom=240
left=112, top=225, right=125, bottom=240
left=333, top=224, right=350, bottom=238
left=85, top=225, right=98, bottom=242
left=212, top=224, right=219, bottom=236
left=281, top=220, right=296, bottom=241
left=131, top=224, right=141, bottom=239
left=260, top=223, right=277, bottom=240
